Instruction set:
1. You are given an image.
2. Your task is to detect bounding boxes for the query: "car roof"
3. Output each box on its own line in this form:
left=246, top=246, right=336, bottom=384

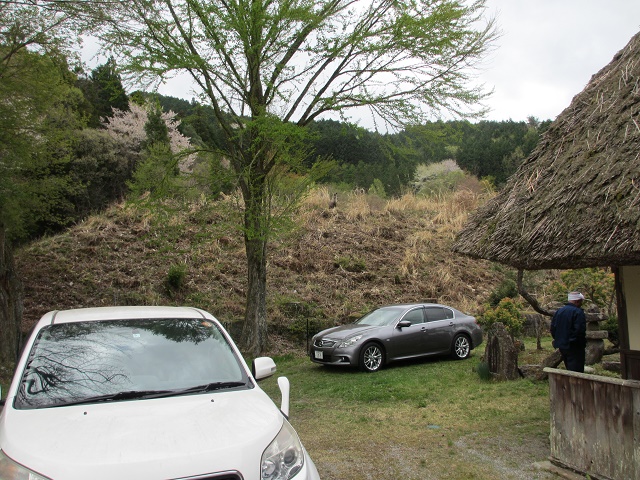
left=378, top=304, right=467, bottom=316
left=42, top=306, right=215, bottom=325
left=380, top=303, right=449, bottom=309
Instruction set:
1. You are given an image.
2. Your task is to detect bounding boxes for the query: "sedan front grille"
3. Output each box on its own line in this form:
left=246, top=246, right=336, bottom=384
left=314, top=338, right=336, bottom=348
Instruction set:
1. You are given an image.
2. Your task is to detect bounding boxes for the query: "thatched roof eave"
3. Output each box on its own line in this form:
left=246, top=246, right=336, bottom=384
left=453, top=30, right=640, bottom=270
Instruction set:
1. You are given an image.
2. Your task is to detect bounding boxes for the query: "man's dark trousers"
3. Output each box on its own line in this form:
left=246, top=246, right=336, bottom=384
left=560, top=347, right=585, bottom=373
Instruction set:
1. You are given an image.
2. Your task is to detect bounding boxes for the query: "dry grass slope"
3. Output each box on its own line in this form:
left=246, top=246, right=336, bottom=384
left=16, top=184, right=502, bottom=352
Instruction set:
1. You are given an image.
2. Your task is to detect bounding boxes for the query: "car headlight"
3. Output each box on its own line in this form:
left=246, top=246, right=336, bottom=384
left=338, top=335, right=363, bottom=348
left=261, top=421, right=304, bottom=480
left=0, top=450, right=51, bottom=480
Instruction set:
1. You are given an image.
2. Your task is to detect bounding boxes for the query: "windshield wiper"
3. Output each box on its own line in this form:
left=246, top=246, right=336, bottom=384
left=58, top=389, right=175, bottom=407
left=174, top=381, right=249, bottom=395
left=53, top=382, right=248, bottom=407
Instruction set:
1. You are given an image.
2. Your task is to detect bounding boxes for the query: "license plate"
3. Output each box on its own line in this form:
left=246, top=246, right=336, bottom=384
left=314, top=350, right=323, bottom=360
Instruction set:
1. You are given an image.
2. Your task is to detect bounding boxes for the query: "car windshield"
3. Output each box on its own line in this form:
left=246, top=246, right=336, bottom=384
left=15, top=318, right=249, bottom=409
left=355, top=307, right=405, bottom=327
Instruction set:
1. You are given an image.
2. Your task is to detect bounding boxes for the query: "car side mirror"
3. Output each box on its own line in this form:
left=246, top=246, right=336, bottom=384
left=397, top=320, right=411, bottom=329
left=251, top=357, right=277, bottom=380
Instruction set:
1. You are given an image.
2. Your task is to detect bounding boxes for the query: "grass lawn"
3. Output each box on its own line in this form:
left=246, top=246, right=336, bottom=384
left=259, top=338, right=557, bottom=480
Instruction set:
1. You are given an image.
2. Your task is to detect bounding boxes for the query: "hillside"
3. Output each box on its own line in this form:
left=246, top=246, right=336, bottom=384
left=15, top=185, right=505, bottom=353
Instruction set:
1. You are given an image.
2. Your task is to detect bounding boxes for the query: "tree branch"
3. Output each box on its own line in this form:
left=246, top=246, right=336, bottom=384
left=517, top=269, right=553, bottom=316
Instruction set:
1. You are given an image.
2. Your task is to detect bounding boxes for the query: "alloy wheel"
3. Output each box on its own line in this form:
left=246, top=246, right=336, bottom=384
left=363, top=345, right=383, bottom=371
left=454, top=335, right=470, bottom=359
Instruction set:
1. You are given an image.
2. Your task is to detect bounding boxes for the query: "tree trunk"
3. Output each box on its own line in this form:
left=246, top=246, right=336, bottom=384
left=239, top=169, right=270, bottom=357
left=0, top=227, right=24, bottom=365
left=242, top=236, right=268, bottom=356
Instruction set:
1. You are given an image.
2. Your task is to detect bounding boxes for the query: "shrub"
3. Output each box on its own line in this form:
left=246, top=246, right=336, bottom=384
left=417, top=169, right=466, bottom=195
left=368, top=178, right=386, bottom=198
left=286, top=317, right=327, bottom=340
left=488, top=278, right=518, bottom=307
left=166, top=263, right=187, bottom=291
left=602, top=315, right=619, bottom=347
left=275, top=296, right=317, bottom=318
left=334, top=255, right=366, bottom=273
left=127, top=143, right=180, bottom=198
left=479, top=297, right=524, bottom=338
left=476, top=361, right=491, bottom=381
left=480, top=175, right=496, bottom=192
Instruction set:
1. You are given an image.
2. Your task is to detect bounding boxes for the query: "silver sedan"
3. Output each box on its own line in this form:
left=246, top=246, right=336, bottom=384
left=310, top=303, right=483, bottom=372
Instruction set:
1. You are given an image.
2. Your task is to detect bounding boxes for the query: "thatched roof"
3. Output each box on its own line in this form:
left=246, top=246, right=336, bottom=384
left=453, top=31, right=640, bottom=270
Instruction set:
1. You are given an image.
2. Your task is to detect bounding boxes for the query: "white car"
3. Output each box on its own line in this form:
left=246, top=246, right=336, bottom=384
left=0, top=306, right=320, bottom=480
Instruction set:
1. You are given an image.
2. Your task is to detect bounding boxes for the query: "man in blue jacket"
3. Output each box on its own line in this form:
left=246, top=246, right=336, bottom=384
left=550, top=291, right=587, bottom=372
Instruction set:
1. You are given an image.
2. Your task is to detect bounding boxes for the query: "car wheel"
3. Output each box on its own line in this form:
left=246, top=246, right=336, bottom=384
left=359, top=343, right=384, bottom=372
left=451, top=334, right=471, bottom=360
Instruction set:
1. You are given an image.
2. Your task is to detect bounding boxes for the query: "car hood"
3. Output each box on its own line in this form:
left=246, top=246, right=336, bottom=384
left=317, top=323, right=380, bottom=340
left=0, top=389, right=283, bottom=480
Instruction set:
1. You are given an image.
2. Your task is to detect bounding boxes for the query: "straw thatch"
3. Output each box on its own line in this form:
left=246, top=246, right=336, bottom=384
left=452, top=31, right=640, bottom=270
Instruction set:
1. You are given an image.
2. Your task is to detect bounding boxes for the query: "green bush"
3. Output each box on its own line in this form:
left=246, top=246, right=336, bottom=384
left=127, top=143, right=180, bottom=199
left=334, top=255, right=366, bottom=272
left=166, top=263, right=187, bottom=291
left=476, top=361, right=491, bottom=381
left=602, top=315, right=619, bottom=346
left=417, top=169, right=466, bottom=196
left=272, top=296, right=326, bottom=340
left=368, top=178, right=387, bottom=198
left=479, top=297, right=524, bottom=338
left=488, top=278, right=518, bottom=307
left=275, top=296, right=317, bottom=318
left=285, top=317, right=330, bottom=341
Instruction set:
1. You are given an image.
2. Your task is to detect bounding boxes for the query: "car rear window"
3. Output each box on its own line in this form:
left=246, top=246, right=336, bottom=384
left=425, top=307, right=454, bottom=321
left=15, top=318, right=249, bottom=409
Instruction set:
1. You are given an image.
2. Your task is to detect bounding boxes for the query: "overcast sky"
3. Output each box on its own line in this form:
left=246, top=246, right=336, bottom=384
left=479, top=0, right=640, bottom=122
left=94, top=1, right=640, bottom=126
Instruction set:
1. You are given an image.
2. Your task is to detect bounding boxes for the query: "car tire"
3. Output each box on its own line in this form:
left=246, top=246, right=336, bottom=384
left=359, top=343, right=384, bottom=372
left=451, top=334, right=471, bottom=360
